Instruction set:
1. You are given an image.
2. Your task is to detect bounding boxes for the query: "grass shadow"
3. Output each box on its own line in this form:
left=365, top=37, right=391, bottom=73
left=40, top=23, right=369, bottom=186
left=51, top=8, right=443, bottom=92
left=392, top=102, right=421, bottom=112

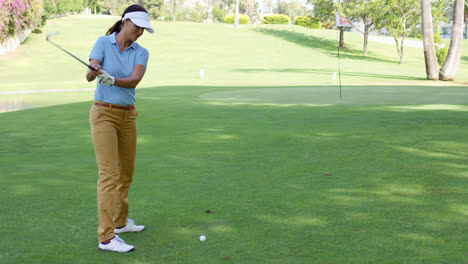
left=0, top=88, right=467, bottom=263
left=461, top=56, right=468, bottom=66
left=253, top=28, right=396, bottom=64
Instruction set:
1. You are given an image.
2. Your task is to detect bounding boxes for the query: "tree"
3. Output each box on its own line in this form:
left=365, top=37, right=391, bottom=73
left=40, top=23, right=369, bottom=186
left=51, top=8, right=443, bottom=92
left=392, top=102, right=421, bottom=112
left=136, top=0, right=164, bottom=19
left=335, top=1, right=354, bottom=49
left=172, top=0, right=177, bottom=21
left=211, top=2, right=225, bottom=22
left=102, top=0, right=125, bottom=15
left=464, top=0, right=467, bottom=39
left=440, top=0, right=464, bottom=80
left=342, top=0, right=383, bottom=55
left=276, top=0, right=306, bottom=23
left=86, top=0, right=99, bottom=14
left=311, top=0, right=348, bottom=48
left=240, top=0, right=258, bottom=23
left=421, top=0, right=439, bottom=79
left=167, top=0, right=185, bottom=22
left=207, top=0, right=213, bottom=23
left=234, top=0, right=239, bottom=27
left=431, top=0, right=451, bottom=66
left=381, top=0, right=420, bottom=64
left=309, top=0, right=334, bottom=28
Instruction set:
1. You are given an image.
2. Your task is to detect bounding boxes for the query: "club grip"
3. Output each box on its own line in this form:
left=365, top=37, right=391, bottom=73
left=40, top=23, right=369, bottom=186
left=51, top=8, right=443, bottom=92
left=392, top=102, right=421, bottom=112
left=88, top=65, right=97, bottom=72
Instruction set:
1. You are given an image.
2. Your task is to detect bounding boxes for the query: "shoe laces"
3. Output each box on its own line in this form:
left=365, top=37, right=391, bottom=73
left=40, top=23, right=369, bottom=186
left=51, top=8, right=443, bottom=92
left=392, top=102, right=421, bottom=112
left=114, top=235, right=126, bottom=245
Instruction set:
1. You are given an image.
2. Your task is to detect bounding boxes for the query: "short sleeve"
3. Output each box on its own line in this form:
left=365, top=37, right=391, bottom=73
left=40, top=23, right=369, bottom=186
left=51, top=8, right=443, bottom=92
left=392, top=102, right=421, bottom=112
left=136, top=48, right=149, bottom=68
left=89, top=36, right=106, bottom=62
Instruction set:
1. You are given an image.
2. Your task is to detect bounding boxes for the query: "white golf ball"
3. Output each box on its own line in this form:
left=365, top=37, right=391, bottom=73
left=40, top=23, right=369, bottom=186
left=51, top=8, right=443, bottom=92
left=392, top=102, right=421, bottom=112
left=199, top=235, right=206, bottom=242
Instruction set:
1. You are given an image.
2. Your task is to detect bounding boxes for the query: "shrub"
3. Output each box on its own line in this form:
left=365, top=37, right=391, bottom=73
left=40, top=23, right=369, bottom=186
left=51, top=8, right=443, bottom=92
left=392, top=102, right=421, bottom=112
left=434, top=27, right=448, bottom=67
left=0, top=0, right=44, bottom=43
left=212, top=6, right=224, bottom=23
left=175, top=10, right=203, bottom=22
left=0, top=0, right=8, bottom=40
left=184, top=10, right=203, bottom=22
left=224, top=14, right=249, bottom=24
left=295, top=16, right=321, bottom=29
left=435, top=44, right=448, bottom=67
left=261, top=14, right=289, bottom=25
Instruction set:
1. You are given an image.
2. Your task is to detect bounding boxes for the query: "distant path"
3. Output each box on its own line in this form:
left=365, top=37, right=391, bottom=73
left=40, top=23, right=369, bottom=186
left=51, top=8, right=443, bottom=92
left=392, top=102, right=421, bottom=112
left=0, top=88, right=94, bottom=95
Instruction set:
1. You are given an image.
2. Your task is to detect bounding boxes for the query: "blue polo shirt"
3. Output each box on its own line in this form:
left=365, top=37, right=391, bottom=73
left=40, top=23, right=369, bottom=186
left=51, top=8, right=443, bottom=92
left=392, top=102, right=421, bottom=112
left=89, top=32, right=149, bottom=106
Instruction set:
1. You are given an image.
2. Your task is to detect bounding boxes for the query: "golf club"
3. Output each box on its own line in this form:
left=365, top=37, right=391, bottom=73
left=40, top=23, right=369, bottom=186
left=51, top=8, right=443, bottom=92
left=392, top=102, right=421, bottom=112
left=46, top=32, right=97, bottom=72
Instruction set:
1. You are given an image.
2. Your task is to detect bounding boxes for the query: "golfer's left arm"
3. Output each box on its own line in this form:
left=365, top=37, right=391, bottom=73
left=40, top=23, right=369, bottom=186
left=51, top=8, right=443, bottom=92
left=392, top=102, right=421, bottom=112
left=114, top=64, right=146, bottom=89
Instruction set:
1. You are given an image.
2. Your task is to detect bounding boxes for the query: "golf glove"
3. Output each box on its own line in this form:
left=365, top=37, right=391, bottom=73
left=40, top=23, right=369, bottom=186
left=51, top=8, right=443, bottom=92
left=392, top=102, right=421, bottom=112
left=97, top=70, right=115, bottom=86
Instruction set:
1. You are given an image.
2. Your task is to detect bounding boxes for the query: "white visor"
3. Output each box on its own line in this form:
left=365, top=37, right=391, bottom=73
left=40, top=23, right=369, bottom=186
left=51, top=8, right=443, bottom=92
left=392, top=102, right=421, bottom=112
left=122, top=11, right=154, bottom=34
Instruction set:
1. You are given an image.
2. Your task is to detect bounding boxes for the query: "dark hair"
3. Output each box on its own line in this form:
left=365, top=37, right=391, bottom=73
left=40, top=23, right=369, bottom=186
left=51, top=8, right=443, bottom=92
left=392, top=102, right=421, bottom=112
left=106, top=4, right=149, bottom=36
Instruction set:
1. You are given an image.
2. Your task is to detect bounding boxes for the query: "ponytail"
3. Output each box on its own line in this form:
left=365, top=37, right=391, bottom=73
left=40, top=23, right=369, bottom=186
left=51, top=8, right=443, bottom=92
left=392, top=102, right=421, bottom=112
left=106, top=20, right=123, bottom=36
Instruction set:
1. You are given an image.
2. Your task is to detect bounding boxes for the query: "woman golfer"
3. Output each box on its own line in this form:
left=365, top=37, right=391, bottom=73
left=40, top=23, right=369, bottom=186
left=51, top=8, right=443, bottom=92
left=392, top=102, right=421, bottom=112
left=86, top=4, right=153, bottom=252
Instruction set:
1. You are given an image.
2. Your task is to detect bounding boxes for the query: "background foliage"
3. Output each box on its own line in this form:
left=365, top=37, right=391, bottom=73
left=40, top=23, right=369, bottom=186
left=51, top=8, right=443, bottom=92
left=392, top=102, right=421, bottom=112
left=224, top=14, right=249, bottom=24
left=262, top=14, right=290, bottom=24
left=295, top=15, right=321, bottom=29
left=0, top=0, right=43, bottom=42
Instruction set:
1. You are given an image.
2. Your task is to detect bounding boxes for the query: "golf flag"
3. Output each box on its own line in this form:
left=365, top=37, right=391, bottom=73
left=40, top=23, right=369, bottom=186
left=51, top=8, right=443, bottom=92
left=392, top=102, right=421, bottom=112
left=335, top=12, right=352, bottom=27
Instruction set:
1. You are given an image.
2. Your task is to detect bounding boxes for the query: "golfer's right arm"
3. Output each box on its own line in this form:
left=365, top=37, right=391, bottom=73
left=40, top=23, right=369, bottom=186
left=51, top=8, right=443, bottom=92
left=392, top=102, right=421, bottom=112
left=86, top=59, right=102, bottom=82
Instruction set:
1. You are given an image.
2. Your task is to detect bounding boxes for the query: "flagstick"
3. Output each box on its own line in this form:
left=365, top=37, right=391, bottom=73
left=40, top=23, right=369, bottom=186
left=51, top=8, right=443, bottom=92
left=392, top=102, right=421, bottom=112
left=336, top=27, right=342, bottom=99
left=335, top=7, right=352, bottom=100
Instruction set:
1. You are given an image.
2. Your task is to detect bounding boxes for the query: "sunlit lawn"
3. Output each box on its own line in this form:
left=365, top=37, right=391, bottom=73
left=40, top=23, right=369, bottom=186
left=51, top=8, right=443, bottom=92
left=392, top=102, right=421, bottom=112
left=1, top=15, right=467, bottom=110
left=0, top=15, right=467, bottom=264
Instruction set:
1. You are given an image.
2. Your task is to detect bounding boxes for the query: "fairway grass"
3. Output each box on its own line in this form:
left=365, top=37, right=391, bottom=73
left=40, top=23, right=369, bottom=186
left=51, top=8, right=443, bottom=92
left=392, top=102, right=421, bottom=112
left=1, top=84, right=467, bottom=263
left=1, top=15, right=467, bottom=264
left=1, top=15, right=468, bottom=111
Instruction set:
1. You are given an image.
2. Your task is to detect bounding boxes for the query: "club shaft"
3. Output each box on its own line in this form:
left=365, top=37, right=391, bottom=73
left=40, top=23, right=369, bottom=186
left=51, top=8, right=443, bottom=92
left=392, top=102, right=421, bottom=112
left=48, top=39, right=97, bottom=71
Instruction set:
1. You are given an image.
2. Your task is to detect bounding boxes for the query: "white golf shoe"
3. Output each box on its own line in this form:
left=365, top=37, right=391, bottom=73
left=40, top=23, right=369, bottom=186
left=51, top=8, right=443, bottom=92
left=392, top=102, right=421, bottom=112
left=114, top=218, right=145, bottom=234
left=98, top=235, right=134, bottom=252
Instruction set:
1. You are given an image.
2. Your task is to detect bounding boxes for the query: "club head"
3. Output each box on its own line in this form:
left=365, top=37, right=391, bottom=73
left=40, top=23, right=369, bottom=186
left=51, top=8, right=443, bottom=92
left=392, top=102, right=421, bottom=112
left=46, top=32, right=59, bottom=41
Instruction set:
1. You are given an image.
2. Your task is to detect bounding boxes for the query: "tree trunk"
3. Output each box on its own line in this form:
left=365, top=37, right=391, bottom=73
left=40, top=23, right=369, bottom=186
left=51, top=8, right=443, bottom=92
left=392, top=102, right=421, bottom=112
left=394, top=36, right=401, bottom=58
left=465, top=13, right=468, bottom=39
left=173, top=0, right=176, bottom=22
left=421, top=0, right=439, bottom=80
left=399, top=37, right=405, bottom=64
left=363, top=29, right=369, bottom=55
left=207, top=0, right=213, bottom=23
left=440, top=0, right=464, bottom=80
left=234, top=0, right=240, bottom=27
left=339, top=27, right=344, bottom=48
left=465, top=0, right=468, bottom=39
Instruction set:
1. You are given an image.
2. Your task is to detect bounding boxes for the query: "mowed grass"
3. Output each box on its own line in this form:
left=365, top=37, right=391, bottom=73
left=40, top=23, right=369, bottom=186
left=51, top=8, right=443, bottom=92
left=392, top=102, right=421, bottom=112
left=0, top=15, right=467, bottom=264
left=1, top=15, right=468, bottom=109
left=1, top=85, right=467, bottom=263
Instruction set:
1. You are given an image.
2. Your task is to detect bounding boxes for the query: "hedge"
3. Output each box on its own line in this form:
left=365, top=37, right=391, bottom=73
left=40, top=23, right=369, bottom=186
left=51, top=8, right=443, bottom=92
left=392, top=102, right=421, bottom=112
left=261, top=14, right=289, bottom=25
left=224, top=14, right=249, bottom=24
left=295, top=16, right=321, bottom=29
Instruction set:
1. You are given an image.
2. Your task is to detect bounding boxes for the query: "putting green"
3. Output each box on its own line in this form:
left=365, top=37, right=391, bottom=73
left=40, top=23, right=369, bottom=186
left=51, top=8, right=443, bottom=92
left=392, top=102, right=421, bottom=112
left=200, top=86, right=468, bottom=106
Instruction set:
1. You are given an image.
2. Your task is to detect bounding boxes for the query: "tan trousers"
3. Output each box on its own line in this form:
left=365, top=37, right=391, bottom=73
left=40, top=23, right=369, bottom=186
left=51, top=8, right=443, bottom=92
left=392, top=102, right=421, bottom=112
left=89, top=101, right=137, bottom=242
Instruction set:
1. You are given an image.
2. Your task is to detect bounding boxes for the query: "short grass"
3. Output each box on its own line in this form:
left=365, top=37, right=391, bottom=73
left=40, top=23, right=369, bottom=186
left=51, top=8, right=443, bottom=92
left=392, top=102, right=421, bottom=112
left=0, top=15, right=467, bottom=264
left=1, top=84, right=467, bottom=263
left=1, top=15, right=468, bottom=110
